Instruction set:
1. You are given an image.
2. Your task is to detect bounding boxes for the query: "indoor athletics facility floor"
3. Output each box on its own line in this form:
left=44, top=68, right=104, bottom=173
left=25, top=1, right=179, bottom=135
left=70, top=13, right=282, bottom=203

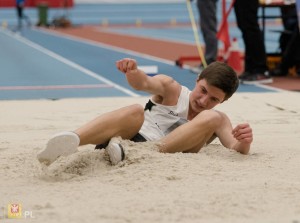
left=1, top=2, right=299, bottom=100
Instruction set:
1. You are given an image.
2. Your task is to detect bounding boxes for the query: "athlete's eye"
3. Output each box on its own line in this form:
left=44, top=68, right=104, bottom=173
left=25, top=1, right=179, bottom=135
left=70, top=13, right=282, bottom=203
left=200, top=87, right=207, bottom=94
left=211, top=97, right=220, bottom=103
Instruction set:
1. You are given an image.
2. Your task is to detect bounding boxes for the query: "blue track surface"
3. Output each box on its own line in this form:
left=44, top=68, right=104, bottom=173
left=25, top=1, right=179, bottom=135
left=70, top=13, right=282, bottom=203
left=0, top=3, right=280, bottom=100
left=0, top=2, right=283, bottom=51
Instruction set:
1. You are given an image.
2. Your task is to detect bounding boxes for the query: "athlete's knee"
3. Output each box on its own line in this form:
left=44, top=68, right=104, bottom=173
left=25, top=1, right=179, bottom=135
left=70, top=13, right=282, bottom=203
left=127, top=104, right=144, bottom=123
left=194, top=110, right=222, bottom=127
left=130, top=104, right=144, bottom=115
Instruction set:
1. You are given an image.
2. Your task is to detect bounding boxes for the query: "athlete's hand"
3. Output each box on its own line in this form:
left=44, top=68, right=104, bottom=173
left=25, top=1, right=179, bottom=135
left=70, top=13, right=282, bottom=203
left=232, top=123, right=253, bottom=144
left=231, top=123, right=253, bottom=154
left=116, top=58, right=138, bottom=74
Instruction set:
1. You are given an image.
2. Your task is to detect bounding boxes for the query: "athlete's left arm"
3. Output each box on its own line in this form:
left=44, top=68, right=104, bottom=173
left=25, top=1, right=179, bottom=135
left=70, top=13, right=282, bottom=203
left=116, top=58, right=181, bottom=103
left=215, top=112, right=253, bottom=154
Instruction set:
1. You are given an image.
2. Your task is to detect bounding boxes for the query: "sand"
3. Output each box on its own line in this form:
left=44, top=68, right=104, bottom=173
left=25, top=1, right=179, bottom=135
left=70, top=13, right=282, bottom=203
left=1, top=92, right=300, bottom=223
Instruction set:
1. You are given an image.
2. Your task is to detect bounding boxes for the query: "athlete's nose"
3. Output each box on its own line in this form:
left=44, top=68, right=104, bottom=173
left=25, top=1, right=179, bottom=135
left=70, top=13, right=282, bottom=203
left=199, top=95, right=209, bottom=108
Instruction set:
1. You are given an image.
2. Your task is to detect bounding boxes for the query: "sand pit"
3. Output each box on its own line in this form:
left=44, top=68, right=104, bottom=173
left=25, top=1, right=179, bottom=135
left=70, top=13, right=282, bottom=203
left=1, top=92, right=300, bottom=222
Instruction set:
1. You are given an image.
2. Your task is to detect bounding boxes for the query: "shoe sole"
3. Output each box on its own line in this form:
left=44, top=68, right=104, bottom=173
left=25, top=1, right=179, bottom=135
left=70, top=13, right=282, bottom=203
left=37, top=132, right=79, bottom=166
left=106, top=142, right=125, bottom=165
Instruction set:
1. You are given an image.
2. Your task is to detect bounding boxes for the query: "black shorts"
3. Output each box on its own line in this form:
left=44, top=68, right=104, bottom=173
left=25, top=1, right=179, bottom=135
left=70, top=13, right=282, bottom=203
left=95, top=133, right=147, bottom=150
left=130, top=133, right=147, bottom=143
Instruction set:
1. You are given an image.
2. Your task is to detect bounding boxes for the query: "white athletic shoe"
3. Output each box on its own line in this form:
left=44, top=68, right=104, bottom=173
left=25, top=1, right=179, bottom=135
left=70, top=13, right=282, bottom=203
left=106, top=142, right=125, bottom=165
left=37, top=131, right=80, bottom=165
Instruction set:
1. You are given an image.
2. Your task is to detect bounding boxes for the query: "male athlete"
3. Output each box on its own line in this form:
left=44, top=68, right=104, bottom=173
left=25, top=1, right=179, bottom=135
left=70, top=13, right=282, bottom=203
left=37, top=58, right=253, bottom=165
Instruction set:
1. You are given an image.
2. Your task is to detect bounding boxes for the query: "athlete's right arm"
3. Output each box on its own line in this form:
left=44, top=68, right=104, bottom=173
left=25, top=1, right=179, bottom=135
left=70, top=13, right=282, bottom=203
left=116, top=58, right=181, bottom=102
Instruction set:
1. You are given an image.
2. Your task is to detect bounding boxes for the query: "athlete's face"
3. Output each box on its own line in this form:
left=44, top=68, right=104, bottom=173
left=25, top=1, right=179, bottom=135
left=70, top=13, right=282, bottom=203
left=190, top=79, right=225, bottom=112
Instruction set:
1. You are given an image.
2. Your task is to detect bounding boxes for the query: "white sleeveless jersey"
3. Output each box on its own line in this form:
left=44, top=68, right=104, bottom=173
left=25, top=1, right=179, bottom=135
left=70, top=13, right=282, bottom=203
left=139, top=86, right=191, bottom=141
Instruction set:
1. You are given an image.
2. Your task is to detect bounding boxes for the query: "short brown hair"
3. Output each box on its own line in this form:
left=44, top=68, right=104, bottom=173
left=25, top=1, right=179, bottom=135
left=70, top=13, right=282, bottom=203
left=197, top=62, right=239, bottom=101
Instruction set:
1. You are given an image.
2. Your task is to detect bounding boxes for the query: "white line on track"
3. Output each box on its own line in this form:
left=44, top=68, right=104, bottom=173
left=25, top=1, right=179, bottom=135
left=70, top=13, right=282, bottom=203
left=36, top=27, right=195, bottom=71
left=1, top=29, right=140, bottom=97
left=0, top=84, right=113, bottom=91
left=35, top=27, right=176, bottom=66
left=11, top=28, right=283, bottom=93
left=249, top=83, right=287, bottom=93
left=33, top=28, right=284, bottom=92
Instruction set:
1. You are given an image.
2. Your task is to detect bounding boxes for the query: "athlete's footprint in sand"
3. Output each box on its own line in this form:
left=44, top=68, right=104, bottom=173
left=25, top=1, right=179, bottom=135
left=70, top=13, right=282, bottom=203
left=39, top=149, right=108, bottom=180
